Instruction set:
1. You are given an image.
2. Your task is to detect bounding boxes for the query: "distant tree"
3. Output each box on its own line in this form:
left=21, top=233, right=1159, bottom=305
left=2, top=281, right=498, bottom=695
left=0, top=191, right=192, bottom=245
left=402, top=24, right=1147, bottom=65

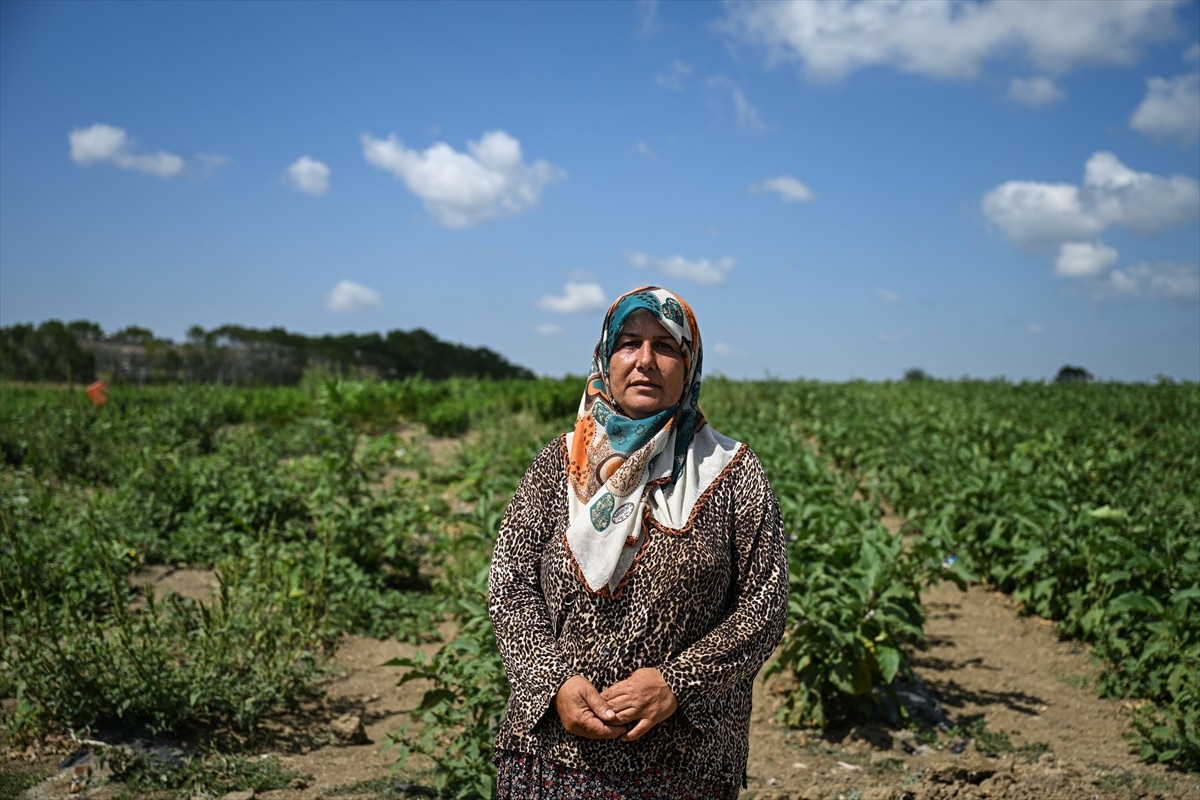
left=66, top=320, right=104, bottom=341
left=1054, top=365, right=1094, bottom=384
left=2, top=319, right=532, bottom=385
left=0, top=323, right=35, bottom=380
left=0, top=320, right=95, bottom=383
left=904, top=368, right=932, bottom=382
left=186, top=325, right=210, bottom=346
left=111, top=325, right=156, bottom=345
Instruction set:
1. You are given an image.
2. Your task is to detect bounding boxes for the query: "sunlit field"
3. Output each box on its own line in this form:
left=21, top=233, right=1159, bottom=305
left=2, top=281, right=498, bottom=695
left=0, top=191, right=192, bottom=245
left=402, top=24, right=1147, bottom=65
left=2, top=377, right=1197, bottom=797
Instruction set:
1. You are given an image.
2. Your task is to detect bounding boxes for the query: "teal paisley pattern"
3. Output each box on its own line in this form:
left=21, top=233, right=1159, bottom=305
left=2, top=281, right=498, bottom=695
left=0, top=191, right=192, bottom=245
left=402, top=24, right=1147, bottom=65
left=589, top=492, right=615, bottom=531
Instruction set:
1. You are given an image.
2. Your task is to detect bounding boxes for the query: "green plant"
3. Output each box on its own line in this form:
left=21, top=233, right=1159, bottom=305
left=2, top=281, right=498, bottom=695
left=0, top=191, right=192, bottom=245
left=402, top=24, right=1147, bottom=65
left=386, top=598, right=507, bottom=799
left=1, top=524, right=326, bottom=737
left=0, top=761, right=53, bottom=798
left=103, top=745, right=305, bottom=799
left=766, top=379, right=1199, bottom=768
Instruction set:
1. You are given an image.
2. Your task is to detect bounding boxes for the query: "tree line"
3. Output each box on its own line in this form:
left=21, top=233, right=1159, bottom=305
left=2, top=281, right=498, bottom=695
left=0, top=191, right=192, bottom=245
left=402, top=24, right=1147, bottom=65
left=0, top=320, right=534, bottom=385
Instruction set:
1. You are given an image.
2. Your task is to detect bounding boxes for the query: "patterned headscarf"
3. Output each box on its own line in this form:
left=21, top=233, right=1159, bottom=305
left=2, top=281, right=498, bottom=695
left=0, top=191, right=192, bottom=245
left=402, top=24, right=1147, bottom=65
left=565, top=286, right=709, bottom=593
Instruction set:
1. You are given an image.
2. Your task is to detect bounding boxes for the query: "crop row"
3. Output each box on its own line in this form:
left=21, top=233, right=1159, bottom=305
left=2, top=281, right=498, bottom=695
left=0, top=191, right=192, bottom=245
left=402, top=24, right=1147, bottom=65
left=781, top=380, right=1200, bottom=770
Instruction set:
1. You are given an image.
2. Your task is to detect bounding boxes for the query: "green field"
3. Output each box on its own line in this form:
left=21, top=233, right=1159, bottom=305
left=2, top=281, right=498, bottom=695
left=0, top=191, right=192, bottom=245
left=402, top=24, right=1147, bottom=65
left=2, top=377, right=1197, bottom=796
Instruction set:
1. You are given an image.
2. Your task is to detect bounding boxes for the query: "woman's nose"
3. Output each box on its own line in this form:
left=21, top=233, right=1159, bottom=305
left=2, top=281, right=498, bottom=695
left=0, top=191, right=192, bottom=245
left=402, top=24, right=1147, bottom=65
left=636, top=342, right=656, bottom=369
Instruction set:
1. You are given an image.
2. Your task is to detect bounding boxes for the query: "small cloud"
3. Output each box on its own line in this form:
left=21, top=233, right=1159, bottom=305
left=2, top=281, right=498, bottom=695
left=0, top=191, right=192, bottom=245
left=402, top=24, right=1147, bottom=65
left=1130, top=71, right=1200, bottom=145
left=362, top=130, right=565, bottom=228
left=711, top=341, right=744, bottom=358
left=875, top=289, right=902, bottom=303
left=536, top=323, right=564, bottom=335
left=1104, top=262, right=1200, bottom=303
left=326, top=280, right=382, bottom=312
left=708, top=76, right=765, bottom=131
left=878, top=332, right=902, bottom=343
left=1027, top=322, right=1046, bottom=335
left=656, top=60, right=692, bottom=90
left=731, top=88, right=764, bottom=131
left=1055, top=241, right=1118, bottom=278
left=1007, top=76, right=1065, bottom=107
left=194, top=153, right=231, bottom=178
left=625, top=250, right=734, bottom=285
left=538, top=282, right=606, bottom=313
left=285, top=156, right=331, bottom=196
left=633, top=141, right=658, bottom=160
left=68, top=123, right=185, bottom=177
left=637, top=0, right=661, bottom=36
left=1185, top=44, right=1200, bottom=64
left=749, top=175, right=814, bottom=203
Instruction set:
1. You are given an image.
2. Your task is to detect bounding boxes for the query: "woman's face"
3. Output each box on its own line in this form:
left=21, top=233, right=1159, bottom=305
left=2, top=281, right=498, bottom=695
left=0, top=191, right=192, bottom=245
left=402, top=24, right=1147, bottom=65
left=608, top=311, right=686, bottom=419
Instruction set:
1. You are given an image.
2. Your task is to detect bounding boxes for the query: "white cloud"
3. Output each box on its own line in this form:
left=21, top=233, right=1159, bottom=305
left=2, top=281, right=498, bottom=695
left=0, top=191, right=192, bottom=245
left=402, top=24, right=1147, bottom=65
left=1102, top=262, right=1200, bottom=302
left=1186, top=44, right=1200, bottom=64
left=657, top=60, right=692, bottom=90
left=1055, top=241, right=1119, bottom=278
left=69, top=124, right=125, bottom=163
left=711, top=341, right=744, bottom=358
left=721, top=0, right=1181, bottom=82
left=633, top=141, right=659, bottom=160
left=537, top=282, right=607, bottom=314
left=731, top=88, right=764, bottom=131
left=1007, top=76, right=1065, bottom=107
left=637, top=0, right=661, bottom=36
left=1083, top=151, right=1200, bottom=234
left=878, top=332, right=902, bottom=343
left=750, top=175, right=814, bottom=202
left=361, top=130, right=565, bottom=228
left=981, top=151, right=1200, bottom=249
left=285, top=156, right=331, bottom=196
left=68, top=123, right=185, bottom=177
left=1130, top=72, right=1200, bottom=145
left=195, top=153, right=231, bottom=177
left=981, top=181, right=1100, bottom=247
left=625, top=250, right=734, bottom=285
left=875, top=289, right=902, bottom=303
left=1027, top=322, right=1046, bottom=335
left=984, top=153, right=1199, bottom=302
left=708, top=76, right=765, bottom=131
left=536, top=323, right=564, bottom=335
left=326, top=280, right=382, bottom=312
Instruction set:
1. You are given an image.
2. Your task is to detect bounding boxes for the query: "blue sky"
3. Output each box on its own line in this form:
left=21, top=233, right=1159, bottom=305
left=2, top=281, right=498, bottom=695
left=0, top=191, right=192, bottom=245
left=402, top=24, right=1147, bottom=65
left=2, top=0, right=1198, bottom=382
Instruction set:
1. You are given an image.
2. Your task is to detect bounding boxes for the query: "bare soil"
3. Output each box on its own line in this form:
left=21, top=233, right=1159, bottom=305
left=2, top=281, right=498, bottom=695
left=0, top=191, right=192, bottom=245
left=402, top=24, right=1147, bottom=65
left=8, top=574, right=1199, bottom=800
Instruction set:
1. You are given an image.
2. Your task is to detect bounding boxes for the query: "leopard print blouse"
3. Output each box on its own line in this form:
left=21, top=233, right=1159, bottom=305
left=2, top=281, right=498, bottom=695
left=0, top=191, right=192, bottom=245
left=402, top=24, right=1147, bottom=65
left=488, top=434, right=788, bottom=787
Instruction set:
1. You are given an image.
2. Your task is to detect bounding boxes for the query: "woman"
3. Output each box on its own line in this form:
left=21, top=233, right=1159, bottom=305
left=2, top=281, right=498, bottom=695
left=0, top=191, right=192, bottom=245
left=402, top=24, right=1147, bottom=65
left=488, top=286, right=788, bottom=798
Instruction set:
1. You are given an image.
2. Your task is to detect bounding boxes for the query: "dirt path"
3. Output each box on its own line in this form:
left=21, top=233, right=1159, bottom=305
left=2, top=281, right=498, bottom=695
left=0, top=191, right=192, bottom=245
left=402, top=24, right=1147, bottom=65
left=743, top=579, right=1197, bottom=799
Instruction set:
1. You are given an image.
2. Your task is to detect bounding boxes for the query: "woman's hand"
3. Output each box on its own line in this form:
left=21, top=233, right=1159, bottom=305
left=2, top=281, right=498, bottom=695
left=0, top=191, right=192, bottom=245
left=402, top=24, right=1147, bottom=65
left=555, top=674, right=626, bottom=740
left=600, top=667, right=679, bottom=741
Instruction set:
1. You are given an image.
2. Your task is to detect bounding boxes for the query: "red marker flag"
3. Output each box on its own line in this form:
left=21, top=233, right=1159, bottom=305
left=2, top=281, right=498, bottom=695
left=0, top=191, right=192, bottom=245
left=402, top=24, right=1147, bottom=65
left=86, top=380, right=108, bottom=406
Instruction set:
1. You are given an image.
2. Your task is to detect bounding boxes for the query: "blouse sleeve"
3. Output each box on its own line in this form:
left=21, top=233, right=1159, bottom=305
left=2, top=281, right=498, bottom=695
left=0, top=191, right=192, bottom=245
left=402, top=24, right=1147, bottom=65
left=657, top=448, right=789, bottom=731
left=487, top=437, right=576, bottom=736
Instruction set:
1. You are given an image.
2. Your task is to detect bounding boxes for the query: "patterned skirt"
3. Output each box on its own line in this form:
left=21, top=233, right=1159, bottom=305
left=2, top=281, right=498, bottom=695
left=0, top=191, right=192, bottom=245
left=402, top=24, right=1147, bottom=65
left=495, top=750, right=741, bottom=800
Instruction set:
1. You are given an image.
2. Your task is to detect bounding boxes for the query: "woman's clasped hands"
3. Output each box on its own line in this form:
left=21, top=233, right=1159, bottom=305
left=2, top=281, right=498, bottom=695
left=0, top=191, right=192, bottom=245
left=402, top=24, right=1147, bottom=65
left=554, top=668, right=679, bottom=742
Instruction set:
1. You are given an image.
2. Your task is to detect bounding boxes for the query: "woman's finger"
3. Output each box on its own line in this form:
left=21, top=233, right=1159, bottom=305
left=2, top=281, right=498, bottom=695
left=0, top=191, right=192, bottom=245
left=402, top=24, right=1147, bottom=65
left=556, top=675, right=625, bottom=740
left=621, top=718, right=656, bottom=741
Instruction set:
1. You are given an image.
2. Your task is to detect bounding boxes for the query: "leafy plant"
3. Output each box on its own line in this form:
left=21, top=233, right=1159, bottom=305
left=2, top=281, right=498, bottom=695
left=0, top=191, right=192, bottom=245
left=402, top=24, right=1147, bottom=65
left=102, top=744, right=306, bottom=799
